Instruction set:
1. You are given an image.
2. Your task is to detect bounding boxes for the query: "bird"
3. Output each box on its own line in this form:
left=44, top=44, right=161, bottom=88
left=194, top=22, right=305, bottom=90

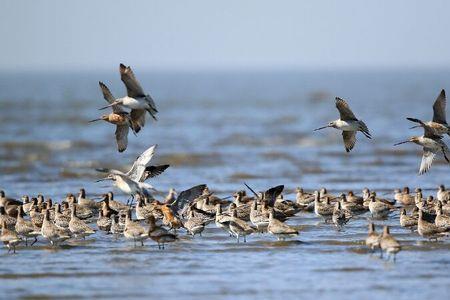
left=365, top=223, right=380, bottom=253
left=96, top=210, right=112, bottom=232
left=267, top=209, right=298, bottom=241
left=332, top=201, right=351, bottom=229
left=406, top=89, right=450, bottom=137
left=435, top=202, right=450, bottom=230
left=314, top=191, right=334, bottom=220
left=228, top=208, right=254, bottom=243
left=41, top=210, right=71, bottom=246
left=147, top=216, right=177, bottom=249
left=99, top=63, right=158, bottom=133
left=379, top=226, right=401, bottom=262
left=417, top=209, right=449, bottom=240
left=436, top=185, right=450, bottom=202
left=183, top=210, right=207, bottom=237
left=96, top=145, right=167, bottom=202
left=123, top=210, right=147, bottom=247
left=314, top=97, right=371, bottom=152
left=1, top=221, right=21, bottom=253
left=368, top=194, right=393, bottom=218
left=399, top=208, right=418, bottom=228
left=68, top=205, right=96, bottom=239
left=395, top=118, right=450, bottom=175
left=15, top=206, right=39, bottom=246
left=90, top=82, right=136, bottom=152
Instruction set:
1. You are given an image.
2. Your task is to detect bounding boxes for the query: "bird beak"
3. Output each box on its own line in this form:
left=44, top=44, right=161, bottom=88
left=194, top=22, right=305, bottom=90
left=88, top=118, right=102, bottom=123
left=409, top=125, right=420, bottom=129
left=95, top=178, right=109, bottom=182
left=99, top=101, right=120, bottom=110
left=314, top=125, right=331, bottom=131
left=393, top=140, right=410, bottom=146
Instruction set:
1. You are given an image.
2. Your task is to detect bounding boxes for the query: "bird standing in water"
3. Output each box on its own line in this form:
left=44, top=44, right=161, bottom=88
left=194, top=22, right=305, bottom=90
left=314, top=97, right=371, bottom=152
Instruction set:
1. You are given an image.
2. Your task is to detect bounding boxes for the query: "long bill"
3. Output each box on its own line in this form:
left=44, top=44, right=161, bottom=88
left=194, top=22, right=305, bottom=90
left=88, top=118, right=102, bottom=122
left=244, top=182, right=259, bottom=199
left=313, top=125, right=331, bottom=131
left=393, top=140, right=410, bottom=146
left=99, top=101, right=120, bottom=110
left=95, top=178, right=110, bottom=182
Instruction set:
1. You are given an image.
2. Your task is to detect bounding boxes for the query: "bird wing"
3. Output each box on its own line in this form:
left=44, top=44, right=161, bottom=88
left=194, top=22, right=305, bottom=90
left=432, top=89, right=447, bottom=124
left=419, top=148, right=436, bottom=175
left=142, top=165, right=170, bottom=181
left=125, top=144, right=157, bottom=181
left=342, top=131, right=356, bottom=152
left=115, top=125, right=129, bottom=153
left=172, top=184, right=207, bottom=212
left=335, top=97, right=357, bottom=121
left=130, top=109, right=146, bottom=132
left=120, top=63, right=145, bottom=98
left=99, top=82, right=125, bottom=114
left=95, top=168, right=125, bottom=176
left=265, top=185, right=284, bottom=207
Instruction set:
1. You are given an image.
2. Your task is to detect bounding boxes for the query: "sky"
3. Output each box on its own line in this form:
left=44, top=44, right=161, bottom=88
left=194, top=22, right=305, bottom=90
left=1, top=0, right=450, bottom=71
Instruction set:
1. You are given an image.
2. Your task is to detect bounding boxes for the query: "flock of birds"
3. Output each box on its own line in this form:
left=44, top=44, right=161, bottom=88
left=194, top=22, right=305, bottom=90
left=1, top=64, right=450, bottom=262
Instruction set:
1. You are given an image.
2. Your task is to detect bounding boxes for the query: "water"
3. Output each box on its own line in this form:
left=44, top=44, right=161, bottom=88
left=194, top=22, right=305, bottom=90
left=0, top=70, right=450, bottom=299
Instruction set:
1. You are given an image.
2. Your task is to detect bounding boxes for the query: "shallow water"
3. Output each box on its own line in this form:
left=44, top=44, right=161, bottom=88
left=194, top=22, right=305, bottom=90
left=1, top=70, right=450, bottom=299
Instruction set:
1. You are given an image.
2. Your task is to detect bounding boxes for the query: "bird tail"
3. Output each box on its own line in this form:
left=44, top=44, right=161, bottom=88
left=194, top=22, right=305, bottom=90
left=358, top=121, right=372, bottom=139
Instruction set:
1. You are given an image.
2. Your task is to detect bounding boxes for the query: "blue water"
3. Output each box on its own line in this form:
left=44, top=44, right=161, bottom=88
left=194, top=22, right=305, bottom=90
left=0, top=70, right=449, bottom=299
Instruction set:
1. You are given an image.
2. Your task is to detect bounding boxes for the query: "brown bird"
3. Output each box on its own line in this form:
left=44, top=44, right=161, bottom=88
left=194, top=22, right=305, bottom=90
left=90, top=82, right=136, bottom=152
left=379, top=226, right=401, bottom=261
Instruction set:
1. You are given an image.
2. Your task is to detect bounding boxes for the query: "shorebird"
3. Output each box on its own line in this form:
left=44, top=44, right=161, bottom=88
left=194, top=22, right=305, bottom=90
left=0, top=206, right=16, bottom=229
left=368, top=194, right=393, bottom=218
left=314, top=97, right=371, bottom=152
left=123, top=210, right=147, bottom=246
left=160, top=204, right=182, bottom=231
left=97, top=210, right=112, bottom=232
left=110, top=215, right=124, bottom=235
left=229, top=208, right=254, bottom=243
left=99, top=63, right=158, bottom=133
left=379, top=226, right=401, bottom=261
left=314, top=191, right=334, bottom=220
left=215, top=204, right=233, bottom=235
left=90, top=82, right=136, bottom=152
left=54, top=203, right=70, bottom=229
left=365, top=223, right=380, bottom=253
left=1, top=221, right=21, bottom=253
left=395, top=119, right=450, bottom=175
left=267, top=209, right=298, bottom=241
left=435, top=202, right=450, bottom=230
left=15, top=206, right=39, bottom=246
left=77, top=188, right=99, bottom=209
left=332, top=201, right=351, bottom=229
left=41, top=210, right=71, bottom=246
left=417, top=209, right=449, bottom=240
left=396, top=187, right=415, bottom=205
left=399, top=208, right=418, bottom=228
left=147, top=215, right=177, bottom=249
left=96, top=145, right=168, bottom=202
left=437, top=185, right=450, bottom=202
left=407, top=89, right=450, bottom=137
left=68, top=205, right=96, bottom=239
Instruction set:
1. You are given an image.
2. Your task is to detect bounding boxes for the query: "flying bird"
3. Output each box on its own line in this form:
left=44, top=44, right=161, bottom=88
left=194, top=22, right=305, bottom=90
left=99, top=64, right=158, bottom=133
left=89, top=82, right=136, bottom=152
left=394, top=120, right=450, bottom=175
left=314, top=97, right=372, bottom=152
left=407, top=89, right=450, bottom=137
left=96, top=145, right=169, bottom=200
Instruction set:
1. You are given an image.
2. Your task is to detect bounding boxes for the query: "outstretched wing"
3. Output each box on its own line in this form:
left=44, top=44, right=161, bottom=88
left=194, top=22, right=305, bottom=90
left=99, top=82, right=125, bottom=114
left=142, top=164, right=170, bottom=181
left=433, top=89, right=447, bottom=124
left=342, top=131, right=356, bottom=152
left=120, top=63, right=145, bottom=98
left=265, top=185, right=284, bottom=207
left=419, top=149, right=436, bottom=175
left=115, top=125, right=129, bottom=153
left=130, top=109, right=146, bottom=133
left=335, top=97, right=357, bottom=121
left=172, top=184, right=207, bottom=212
left=125, top=144, right=157, bottom=181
